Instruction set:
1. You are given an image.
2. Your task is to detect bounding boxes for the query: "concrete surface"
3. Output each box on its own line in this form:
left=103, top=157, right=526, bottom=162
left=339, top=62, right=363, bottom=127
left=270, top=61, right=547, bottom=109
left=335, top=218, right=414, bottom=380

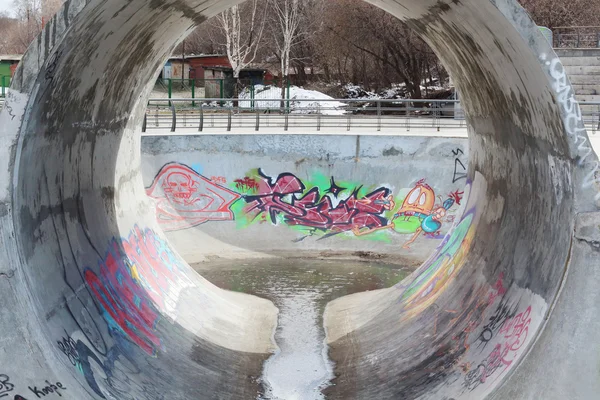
left=0, top=0, right=599, bottom=400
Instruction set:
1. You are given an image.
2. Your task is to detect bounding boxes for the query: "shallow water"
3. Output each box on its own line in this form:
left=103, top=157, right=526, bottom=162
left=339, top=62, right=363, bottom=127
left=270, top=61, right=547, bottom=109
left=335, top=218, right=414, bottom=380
left=193, top=258, right=410, bottom=400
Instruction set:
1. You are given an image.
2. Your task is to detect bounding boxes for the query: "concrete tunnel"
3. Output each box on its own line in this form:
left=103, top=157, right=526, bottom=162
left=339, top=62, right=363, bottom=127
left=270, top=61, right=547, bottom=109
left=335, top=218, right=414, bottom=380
left=0, top=0, right=599, bottom=399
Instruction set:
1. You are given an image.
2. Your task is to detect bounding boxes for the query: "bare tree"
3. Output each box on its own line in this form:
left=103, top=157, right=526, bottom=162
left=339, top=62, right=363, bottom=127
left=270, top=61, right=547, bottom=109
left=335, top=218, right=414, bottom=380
left=3, top=0, right=64, bottom=53
left=218, top=0, right=267, bottom=83
left=519, top=0, right=600, bottom=29
left=268, top=0, right=303, bottom=99
left=318, top=0, right=442, bottom=99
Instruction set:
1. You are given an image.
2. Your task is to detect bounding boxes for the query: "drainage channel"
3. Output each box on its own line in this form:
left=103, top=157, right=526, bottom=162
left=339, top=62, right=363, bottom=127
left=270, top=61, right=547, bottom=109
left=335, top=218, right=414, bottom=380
left=193, top=258, right=410, bottom=400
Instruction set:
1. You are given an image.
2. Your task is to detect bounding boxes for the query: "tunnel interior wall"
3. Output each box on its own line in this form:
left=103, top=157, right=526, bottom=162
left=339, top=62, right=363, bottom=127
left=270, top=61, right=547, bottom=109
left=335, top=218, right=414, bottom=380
left=0, top=0, right=597, bottom=399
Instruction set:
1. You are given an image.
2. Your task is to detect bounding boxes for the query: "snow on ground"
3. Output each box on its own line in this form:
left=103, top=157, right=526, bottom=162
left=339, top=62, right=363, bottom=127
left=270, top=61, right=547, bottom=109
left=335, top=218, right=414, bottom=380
left=239, top=85, right=347, bottom=115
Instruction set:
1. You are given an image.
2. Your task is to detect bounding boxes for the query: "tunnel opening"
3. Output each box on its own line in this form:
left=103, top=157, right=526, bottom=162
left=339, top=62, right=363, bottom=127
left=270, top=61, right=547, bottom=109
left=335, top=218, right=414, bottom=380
left=0, top=0, right=595, bottom=399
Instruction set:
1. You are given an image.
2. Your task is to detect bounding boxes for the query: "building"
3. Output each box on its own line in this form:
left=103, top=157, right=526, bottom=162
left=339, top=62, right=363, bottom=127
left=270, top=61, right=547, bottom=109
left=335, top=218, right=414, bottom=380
left=162, top=57, right=191, bottom=81
left=202, top=66, right=267, bottom=98
left=0, top=55, right=22, bottom=78
left=187, top=54, right=231, bottom=80
left=0, top=55, right=21, bottom=95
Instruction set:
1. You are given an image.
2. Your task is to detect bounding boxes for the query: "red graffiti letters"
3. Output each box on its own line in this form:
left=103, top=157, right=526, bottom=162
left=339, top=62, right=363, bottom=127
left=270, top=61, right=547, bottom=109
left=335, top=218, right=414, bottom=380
left=147, top=163, right=240, bottom=231
left=234, top=177, right=260, bottom=192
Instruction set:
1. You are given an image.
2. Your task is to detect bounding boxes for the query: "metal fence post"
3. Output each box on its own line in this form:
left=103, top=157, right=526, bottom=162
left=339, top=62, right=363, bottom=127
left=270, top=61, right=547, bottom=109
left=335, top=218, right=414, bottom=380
left=405, top=100, right=410, bottom=131
left=199, top=104, right=204, bottom=132
left=168, top=79, right=172, bottom=107
left=142, top=113, right=147, bottom=133
left=256, top=109, right=260, bottom=131
left=170, top=103, right=176, bottom=132
left=227, top=107, right=232, bottom=131
left=347, top=107, right=351, bottom=131
left=377, top=101, right=381, bottom=131
left=317, top=103, right=321, bottom=131
left=191, top=79, right=195, bottom=107
left=219, top=79, right=224, bottom=106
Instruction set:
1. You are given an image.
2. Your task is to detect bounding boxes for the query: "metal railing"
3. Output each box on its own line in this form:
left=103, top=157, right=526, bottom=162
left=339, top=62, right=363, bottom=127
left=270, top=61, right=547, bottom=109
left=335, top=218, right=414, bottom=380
left=554, top=26, right=600, bottom=48
left=143, top=98, right=467, bottom=133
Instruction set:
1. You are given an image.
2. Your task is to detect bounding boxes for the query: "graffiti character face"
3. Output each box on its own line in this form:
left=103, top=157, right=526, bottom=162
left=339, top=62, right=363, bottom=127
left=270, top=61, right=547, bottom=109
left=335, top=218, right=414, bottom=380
left=397, top=181, right=435, bottom=218
left=163, top=172, right=197, bottom=203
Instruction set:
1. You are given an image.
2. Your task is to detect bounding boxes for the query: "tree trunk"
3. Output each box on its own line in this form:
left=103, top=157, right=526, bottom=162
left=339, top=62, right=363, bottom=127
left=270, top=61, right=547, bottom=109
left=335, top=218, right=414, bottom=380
left=280, top=76, right=287, bottom=111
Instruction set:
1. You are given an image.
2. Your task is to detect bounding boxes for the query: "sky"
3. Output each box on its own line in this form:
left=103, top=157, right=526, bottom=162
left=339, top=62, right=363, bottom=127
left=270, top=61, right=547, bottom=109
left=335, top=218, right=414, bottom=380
left=0, top=0, right=13, bottom=16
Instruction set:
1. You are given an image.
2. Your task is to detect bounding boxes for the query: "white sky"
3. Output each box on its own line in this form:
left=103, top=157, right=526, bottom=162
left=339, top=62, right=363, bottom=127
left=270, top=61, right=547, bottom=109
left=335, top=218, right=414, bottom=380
left=0, top=0, right=14, bottom=16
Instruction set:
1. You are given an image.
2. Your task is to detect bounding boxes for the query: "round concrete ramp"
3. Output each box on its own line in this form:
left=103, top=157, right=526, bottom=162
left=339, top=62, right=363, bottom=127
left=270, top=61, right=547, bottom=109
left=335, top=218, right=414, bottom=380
left=0, top=0, right=598, bottom=399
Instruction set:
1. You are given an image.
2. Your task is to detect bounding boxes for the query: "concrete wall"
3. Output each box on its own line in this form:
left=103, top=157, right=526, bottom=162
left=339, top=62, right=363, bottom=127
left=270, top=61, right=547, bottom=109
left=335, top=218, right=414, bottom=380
left=556, top=48, right=600, bottom=108
left=141, top=135, right=469, bottom=264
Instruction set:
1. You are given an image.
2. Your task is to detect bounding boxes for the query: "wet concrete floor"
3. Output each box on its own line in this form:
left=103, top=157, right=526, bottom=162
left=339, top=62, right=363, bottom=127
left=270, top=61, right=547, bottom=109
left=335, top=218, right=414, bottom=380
left=193, top=258, right=410, bottom=400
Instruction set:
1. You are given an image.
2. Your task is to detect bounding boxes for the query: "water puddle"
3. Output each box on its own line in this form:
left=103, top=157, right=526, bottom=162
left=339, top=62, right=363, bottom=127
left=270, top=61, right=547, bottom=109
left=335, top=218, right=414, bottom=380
left=193, top=258, right=409, bottom=400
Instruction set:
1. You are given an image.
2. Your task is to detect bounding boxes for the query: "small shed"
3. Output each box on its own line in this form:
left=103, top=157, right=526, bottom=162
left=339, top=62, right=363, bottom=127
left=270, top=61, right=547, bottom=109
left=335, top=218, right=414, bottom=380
left=0, top=55, right=22, bottom=86
left=203, top=66, right=266, bottom=98
left=187, top=54, right=230, bottom=80
left=162, top=57, right=191, bottom=81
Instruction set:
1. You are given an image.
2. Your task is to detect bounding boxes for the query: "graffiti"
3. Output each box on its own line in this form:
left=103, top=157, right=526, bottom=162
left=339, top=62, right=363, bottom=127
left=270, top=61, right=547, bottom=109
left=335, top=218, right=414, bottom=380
left=84, top=226, right=193, bottom=355
left=57, top=335, right=80, bottom=367
left=399, top=203, right=477, bottom=318
left=541, top=53, right=600, bottom=200
left=399, top=184, right=463, bottom=248
left=462, top=305, right=532, bottom=392
left=27, top=381, right=66, bottom=398
left=211, top=176, right=227, bottom=185
left=241, top=169, right=392, bottom=235
left=232, top=171, right=463, bottom=247
left=477, top=297, right=518, bottom=348
left=353, top=179, right=462, bottom=248
left=0, top=374, right=64, bottom=400
left=452, top=148, right=467, bottom=183
left=44, top=50, right=63, bottom=82
left=430, top=273, right=508, bottom=356
left=234, top=177, right=260, bottom=192
left=57, top=330, right=140, bottom=400
left=146, top=163, right=240, bottom=231
left=0, top=375, right=14, bottom=398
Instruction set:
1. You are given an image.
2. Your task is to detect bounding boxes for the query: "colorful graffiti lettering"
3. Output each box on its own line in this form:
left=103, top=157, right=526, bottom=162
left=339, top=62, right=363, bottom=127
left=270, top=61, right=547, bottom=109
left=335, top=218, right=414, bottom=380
left=354, top=179, right=463, bottom=248
left=240, top=170, right=391, bottom=234
left=84, top=226, right=193, bottom=355
left=232, top=170, right=462, bottom=246
left=399, top=204, right=477, bottom=318
left=146, top=163, right=240, bottom=231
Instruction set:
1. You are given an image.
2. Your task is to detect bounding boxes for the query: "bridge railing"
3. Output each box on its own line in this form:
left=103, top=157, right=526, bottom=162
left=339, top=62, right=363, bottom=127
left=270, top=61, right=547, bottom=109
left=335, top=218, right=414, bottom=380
left=143, top=97, right=600, bottom=134
left=143, top=97, right=467, bottom=133
left=553, top=26, right=600, bottom=48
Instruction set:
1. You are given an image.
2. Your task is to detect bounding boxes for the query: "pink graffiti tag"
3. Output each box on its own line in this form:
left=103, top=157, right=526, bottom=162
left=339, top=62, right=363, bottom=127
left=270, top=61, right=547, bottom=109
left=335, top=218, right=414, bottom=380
left=85, top=226, right=193, bottom=355
left=463, top=305, right=532, bottom=391
left=146, top=163, right=240, bottom=231
left=243, top=170, right=391, bottom=232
